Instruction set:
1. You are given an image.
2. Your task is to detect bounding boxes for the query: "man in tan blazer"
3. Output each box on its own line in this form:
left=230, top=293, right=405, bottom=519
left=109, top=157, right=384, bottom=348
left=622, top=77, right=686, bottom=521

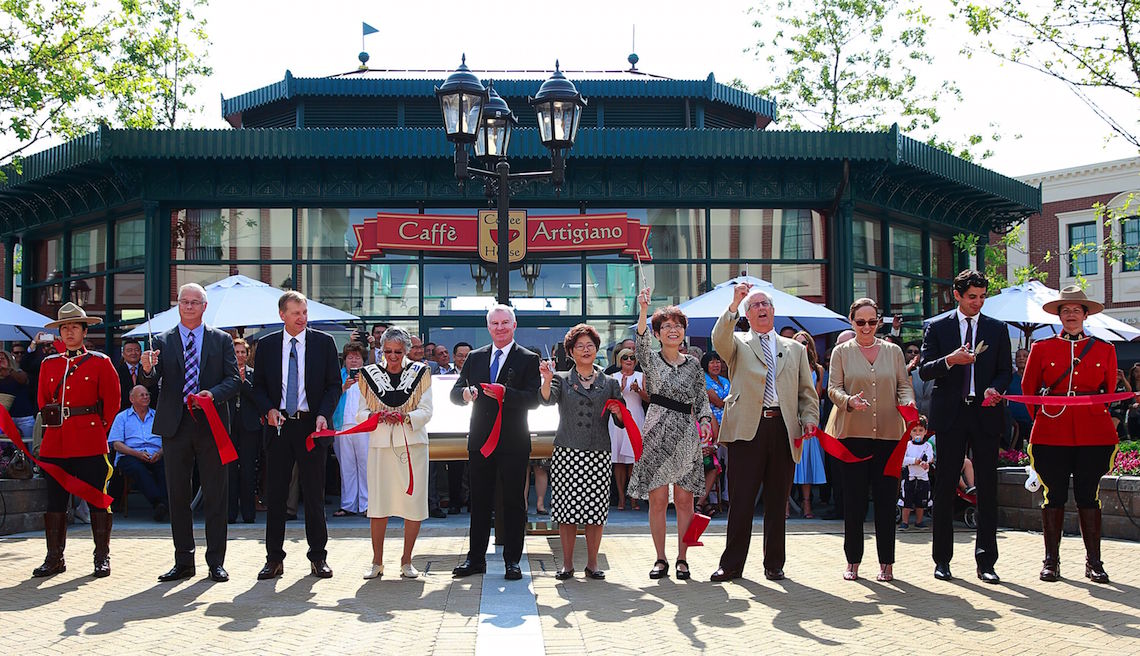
left=710, top=283, right=819, bottom=582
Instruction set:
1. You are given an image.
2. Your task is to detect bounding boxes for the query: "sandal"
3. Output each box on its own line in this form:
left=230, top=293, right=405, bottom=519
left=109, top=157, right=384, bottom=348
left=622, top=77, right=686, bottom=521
left=584, top=567, right=606, bottom=580
left=877, top=565, right=893, bottom=582
left=333, top=509, right=350, bottom=517
left=675, top=559, right=691, bottom=580
left=649, top=559, right=669, bottom=580
left=843, top=564, right=859, bottom=581
left=555, top=568, right=575, bottom=581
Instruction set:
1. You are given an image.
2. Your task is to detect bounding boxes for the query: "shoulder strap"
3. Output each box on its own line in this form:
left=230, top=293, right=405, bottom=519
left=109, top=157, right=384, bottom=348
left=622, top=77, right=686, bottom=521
left=53, top=353, right=94, bottom=401
left=1041, top=337, right=1098, bottom=392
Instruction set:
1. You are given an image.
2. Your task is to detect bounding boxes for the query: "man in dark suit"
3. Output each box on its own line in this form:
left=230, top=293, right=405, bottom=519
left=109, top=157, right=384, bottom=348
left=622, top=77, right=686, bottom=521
left=228, top=337, right=262, bottom=524
left=116, top=340, right=145, bottom=410
left=450, top=305, right=541, bottom=580
left=252, top=291, right=342, bottom=580
left=140, top=282, right=240, bottom=583
left=919, top=269, right=1012, bottom=584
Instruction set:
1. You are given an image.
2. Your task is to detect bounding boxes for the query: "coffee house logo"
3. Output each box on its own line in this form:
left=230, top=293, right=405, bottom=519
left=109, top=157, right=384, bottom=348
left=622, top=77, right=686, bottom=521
left=352, top=211, right=651, bottom=262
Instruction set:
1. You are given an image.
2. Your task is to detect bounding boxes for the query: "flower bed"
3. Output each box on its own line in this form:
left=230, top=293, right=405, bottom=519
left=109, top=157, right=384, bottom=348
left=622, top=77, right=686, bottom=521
left=1113, top=440, right=1140, bottom=476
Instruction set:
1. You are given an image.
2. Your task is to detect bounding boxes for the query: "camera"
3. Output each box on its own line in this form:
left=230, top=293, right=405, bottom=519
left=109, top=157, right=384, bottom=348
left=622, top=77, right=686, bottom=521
left=347, top=367, right=361, bottom=379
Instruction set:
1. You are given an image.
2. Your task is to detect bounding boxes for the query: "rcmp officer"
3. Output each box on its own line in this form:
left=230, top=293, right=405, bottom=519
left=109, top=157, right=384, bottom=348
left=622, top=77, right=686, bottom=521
left=1021, top=286, right=1122, bottom=584
left=32, top=303, right=121, bottom=579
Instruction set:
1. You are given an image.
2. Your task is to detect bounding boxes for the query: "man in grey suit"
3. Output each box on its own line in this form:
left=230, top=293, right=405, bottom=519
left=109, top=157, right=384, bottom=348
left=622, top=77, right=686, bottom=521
left=140, top=283, right=239, bottom=583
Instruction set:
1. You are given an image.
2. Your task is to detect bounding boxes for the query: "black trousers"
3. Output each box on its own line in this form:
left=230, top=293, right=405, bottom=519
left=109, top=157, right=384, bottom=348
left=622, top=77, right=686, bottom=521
left=933, top=403, right=1000, bottom=569
left=163, top=408, right=229, bottom=568
left=265, top=414, right=328, bottom=563
left=466, top=448, right=529, bottom=566
left=719, top=418, right=794, bottom=573
left=41, top=454, right=113, bottom=512
left=1029, top=444, right=1116, bottom=509
left=228, top=425, right=262, bottom=522
left=840, top=438, right=899, bottom=565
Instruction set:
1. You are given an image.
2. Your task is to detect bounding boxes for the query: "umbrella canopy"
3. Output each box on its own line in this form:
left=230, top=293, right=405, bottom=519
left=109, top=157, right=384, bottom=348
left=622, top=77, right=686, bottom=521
left=123, top=275, right=360, bottom=337
left=0, top=296, right=57, bottom=341
left=675, top=276, right=850, bottom=336
left=923, top=280, right=1140, bottom=343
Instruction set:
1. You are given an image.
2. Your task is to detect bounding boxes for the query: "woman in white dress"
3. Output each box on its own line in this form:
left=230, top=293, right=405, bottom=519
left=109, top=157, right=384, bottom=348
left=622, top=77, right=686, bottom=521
left=608, top=347, right=647, bottom=510
left=358, top=327, right=433, bottom=580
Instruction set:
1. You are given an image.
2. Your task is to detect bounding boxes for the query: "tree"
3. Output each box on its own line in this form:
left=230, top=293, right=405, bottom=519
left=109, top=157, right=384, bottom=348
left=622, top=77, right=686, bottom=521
left=956, top=0, right=1140, bottom=149
left=954, top=226, right=1050, bottom=295
left=743, top=0, right=1002, bottom=160
left=0, top=0, right=211, bottom=179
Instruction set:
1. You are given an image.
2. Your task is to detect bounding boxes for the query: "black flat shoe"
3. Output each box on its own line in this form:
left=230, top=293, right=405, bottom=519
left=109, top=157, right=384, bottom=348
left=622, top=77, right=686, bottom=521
left=257, top=561, right=284, bottom=580
left=675, top=559, right=691, bottom=580
left=555, top=568, right=574, bottom=580
left=505, top=563, right=523, bottom=580
left=649, top=559, right=669, bottom=580
left=452, top=559, right=487, bottom=577
left=584, top=567, right=605, bottom=580
left=764, top=568, right=785, bottom=581
left=209, top=565, right=229, bottom=582
left=311, top=560, right=333, bottom=579
left=710, top=567, right=741, bottom=583
left=158, top=564, right=195, bottom=582
left=977, top=567, right=1001, bottom=584
left=933, top=563, right=953, bottom=581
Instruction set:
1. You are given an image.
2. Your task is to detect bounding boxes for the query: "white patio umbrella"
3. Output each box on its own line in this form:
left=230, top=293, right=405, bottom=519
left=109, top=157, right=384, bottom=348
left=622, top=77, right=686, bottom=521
left=123, top=275, right=360, bottom=337
left=674, top=276, right=850, bottom=336
left=0, top=296, right=57, bottom=341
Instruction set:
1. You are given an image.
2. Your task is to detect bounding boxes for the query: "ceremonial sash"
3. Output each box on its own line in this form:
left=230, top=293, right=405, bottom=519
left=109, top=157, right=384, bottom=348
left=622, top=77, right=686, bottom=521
left=0, top=404, right=114, bottom=508
left=603, top=399, right=643, bottom=461
left=478, top=383, right=506, bottom=458
left=185, top=393, right=237, bottom=465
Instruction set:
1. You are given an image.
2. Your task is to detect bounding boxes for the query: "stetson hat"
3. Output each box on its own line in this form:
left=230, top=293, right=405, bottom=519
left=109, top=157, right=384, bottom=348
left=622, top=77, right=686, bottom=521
left=44, top=302, right=102, bottom=329
left=1042, top=285, right=1104, bottom=316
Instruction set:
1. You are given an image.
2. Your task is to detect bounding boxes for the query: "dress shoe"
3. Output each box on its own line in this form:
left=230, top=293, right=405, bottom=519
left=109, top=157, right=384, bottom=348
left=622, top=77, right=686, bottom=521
left=158, top=564, right=196, bottom=582
left=504, top=563, right=523, bottom=580
left=764, top=568, right=785, bottom=581
left=452, top=559, right=486, bottom=577
left=933, top=564, right=953, bottom=581
left=555, top=568, right=575, bottom=581
left=209, top=565, right=229, bottom=582
left=400, top=563, right=420, bottom=579
left=257, top=561, right=284, bottom=580
left=710, top=567, right=741, bottom=583
left=976, top=567, right=1001, bottom=584
left=364, top=563, right=384, bottom=580
left=311, top=561, right=333, bottom=578
left=429, top=508, right=447, bottom=519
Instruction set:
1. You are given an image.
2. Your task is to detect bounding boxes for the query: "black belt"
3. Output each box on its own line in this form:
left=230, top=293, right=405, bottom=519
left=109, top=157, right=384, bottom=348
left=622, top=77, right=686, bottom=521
left=282, top=410, right=314, bottom=420
left=61, top=404, right=101, bottom=418
left=761, top=407, right=782, bottom=419
left=649, top=394, right=692, bottom=414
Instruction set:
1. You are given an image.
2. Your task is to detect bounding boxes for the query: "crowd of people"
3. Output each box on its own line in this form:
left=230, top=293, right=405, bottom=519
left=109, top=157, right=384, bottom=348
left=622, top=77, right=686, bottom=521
left=0, top=267, right=1125, bottom=587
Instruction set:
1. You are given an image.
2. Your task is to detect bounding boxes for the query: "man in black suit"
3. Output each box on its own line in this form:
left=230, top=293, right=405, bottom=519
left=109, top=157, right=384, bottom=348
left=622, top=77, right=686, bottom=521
left=227, top=337, right=262, bottom=524
left=140, top=282, right=240, bottom=583
left=450, top=305, right=541, bottom=580
left=252, top=291, right=342, bottom=580
left=115, top=340, right=145, bottom=410
left=919, top=269, right=1012, bottom=584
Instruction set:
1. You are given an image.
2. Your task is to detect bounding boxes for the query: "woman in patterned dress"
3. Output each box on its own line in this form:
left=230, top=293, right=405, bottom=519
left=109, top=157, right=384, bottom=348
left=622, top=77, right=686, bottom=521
left=629, top=287, right=714, bottom=580
left=540, top=324, right=625, bottom=580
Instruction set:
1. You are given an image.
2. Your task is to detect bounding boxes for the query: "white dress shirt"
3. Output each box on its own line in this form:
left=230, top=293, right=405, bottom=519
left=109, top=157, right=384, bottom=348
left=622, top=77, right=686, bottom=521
left=489, top=340, right=515, bottom=382
left=750, top=328, right=781, bottom=404
left=280, top=328, right=310, bottom=412
left=955, top=308, right=978, bottom=397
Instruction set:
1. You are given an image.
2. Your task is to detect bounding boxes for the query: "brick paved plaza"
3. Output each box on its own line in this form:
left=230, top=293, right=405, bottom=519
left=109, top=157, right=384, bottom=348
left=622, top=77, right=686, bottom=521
left=3, top=517, right=1138, bottom=655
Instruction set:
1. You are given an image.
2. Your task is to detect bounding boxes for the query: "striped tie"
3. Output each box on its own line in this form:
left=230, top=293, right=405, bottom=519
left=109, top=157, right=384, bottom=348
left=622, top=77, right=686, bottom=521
left=182, top=331, right=199, bottom=400
left=762, top=333, right=777, bottom=407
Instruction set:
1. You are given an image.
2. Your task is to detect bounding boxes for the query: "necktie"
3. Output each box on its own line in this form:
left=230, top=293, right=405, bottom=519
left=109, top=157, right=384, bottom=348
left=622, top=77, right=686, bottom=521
left=490, top=349, right=503, bottom=383
left=963, top=317, right=974, bottom=398
left=182, top=331, right=199, bottom=400
left=761, top=334, right=777, bottom=407
left=286, top=337, right=299, bottom=415
left=130, top=365, right=137, bottom=384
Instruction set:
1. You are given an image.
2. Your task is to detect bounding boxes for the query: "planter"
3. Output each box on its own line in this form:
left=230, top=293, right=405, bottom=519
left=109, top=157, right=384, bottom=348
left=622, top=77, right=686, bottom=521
left=996, top=467, right=1140, bottom=541
left=0, top=477, right=49, bottom=535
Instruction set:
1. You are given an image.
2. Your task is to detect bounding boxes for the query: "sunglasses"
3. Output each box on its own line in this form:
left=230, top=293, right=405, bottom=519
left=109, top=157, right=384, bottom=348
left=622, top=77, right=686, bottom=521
left=853, top=318, right=879, bottom=327
left=621, top=356, right=635, bottom=361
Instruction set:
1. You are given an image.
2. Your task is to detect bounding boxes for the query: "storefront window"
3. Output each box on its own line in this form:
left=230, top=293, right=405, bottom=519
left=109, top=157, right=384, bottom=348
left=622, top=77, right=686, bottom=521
left=171, top=208, right=293, bottom=261
left=112, top=272, right=146, bottom=323
left=709, top=209, right=824, bottom=260
left=889, top=274, right=924, bottom=317
left=853, top=217, right=882, bottom=268
left=930, top=234, right=954, bottom=280
left=71, top=225, right=107, bottom=274
left=300, top=261, right=420, bottom=317
left=299, top=207, right=422, bottom=260
left=171, top=263, right=294, bottom=300
left=115, top=218, right=146, bottom=267
left=645, top=208, right=704, bottom=259
left=421, top=261, right=582, bottom=317
left=631, top=261, right=708, bottom=308
left=933, top=281, right=954, bottom=313
left=33, top=236, right=61, bottom=282
left=585, top=261, right=638, bottom=315
left=710, top=263, right=825, bottom=303
left=854, top=269, right=882, bottom=302
left=890, top=224, right=923, bottom=276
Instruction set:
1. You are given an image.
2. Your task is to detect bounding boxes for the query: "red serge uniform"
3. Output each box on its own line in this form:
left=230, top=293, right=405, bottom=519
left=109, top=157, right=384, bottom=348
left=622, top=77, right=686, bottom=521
left=1021, top=334, right=1118, bottom=447
left=37, top=350, right=121, bottom=458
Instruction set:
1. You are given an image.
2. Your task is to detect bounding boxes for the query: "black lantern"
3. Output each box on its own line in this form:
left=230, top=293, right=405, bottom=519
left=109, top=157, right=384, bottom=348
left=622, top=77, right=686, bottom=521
left=435, top=55, right=488, bottom=145
left=42, top=269, right=64, bottom=306
left=469, top=263, right=489, bottom=293
left=69, top=278, right=92, bottom=307
left=474, top=81, right=517, bottom=159
left=520, top=261, right=542, bottom=296
left=529, top=61, right=587, bottom=151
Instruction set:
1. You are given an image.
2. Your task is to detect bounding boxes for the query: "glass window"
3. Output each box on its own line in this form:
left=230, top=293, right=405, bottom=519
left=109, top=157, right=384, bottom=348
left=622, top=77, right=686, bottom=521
left=930, top=235, right=954, bottom=280
left=587, top=320, right=643, bottom=370
left=71, top=225, right=107, bottom=274
left=171, top=264, right=294, bottom=302
left=115, top=218, right=146, bottom=268
left=854, top=269, right=882, bottom=302
left=889, top=275, right=925, bottom=317
left=710, top=209, right=766, bottom=259
left=66, top=275, right=105, bottom=311
left=585, top=261, right=638, bottom=316
left=933, top=281, right=954, bottom=313
left=890, top=224, right=923, bottom=275
left=778, top=209, right=816, bottom=259
left=627, top=261, right=708, bottom=308
left=1122, top=217, right=1140, bottom=272
left=852, top=217, right=882, bottom=268
left=1067, top=221, right=1098, bottom=276
left=299, top=207, right=423, bottom=260
left=171, top=208, right=293, bottom=261
left=34, top=237, right=61, bottom=282
left=644, top=208, right=704, bottom=259
left=113, top=272, right=146, bottom=323
left=419, top=261, right=582, bottom=317
left=710, top=263, right=825, bottom=303
left=300, top=261, right=420, bottom=317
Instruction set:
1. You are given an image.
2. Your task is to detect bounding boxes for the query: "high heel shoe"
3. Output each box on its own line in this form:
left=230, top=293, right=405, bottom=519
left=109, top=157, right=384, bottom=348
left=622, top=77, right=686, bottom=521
left=649, top=559, right=669, bottom=580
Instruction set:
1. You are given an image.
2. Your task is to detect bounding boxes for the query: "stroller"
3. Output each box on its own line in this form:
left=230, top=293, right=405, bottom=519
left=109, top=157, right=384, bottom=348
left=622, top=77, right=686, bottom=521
left=896, top=464, right=977, bottom=529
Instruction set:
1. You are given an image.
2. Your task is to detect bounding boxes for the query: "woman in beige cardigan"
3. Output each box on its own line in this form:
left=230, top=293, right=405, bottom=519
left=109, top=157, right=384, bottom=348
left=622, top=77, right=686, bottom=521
left=828, top=298, right=915, bottom=582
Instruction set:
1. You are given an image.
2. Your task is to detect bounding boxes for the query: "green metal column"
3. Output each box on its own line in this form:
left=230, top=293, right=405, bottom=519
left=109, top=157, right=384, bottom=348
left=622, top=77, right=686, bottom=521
left=143, top=201, right=168, bottom=314
left=2, top=237, right=14, bottom=301
left=829, top=199, right=855, bottom=316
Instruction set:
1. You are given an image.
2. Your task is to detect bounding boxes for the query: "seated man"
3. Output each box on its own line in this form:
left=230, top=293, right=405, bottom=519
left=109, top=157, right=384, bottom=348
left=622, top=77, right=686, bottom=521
left=108, top=385, right=169, bottom=522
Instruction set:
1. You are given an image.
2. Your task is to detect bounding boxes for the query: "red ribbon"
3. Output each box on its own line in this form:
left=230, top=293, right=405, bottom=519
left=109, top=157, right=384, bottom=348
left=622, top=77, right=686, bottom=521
left=985, top=391, right=1136, bottom=407
left=796, top=428, right=871, bottom=463
left=478, top=383, right=506, bottom=458
left=603, top=399, right=643, bottom=461
left=306, top=412, right=415, bottom=496
left=0, top=404, right=114, bottom=509
left=884, top=405, right=922, bottom=479
left=682, top=512, right=711, bottom=547
left=185, top=393, right=237, bottom=465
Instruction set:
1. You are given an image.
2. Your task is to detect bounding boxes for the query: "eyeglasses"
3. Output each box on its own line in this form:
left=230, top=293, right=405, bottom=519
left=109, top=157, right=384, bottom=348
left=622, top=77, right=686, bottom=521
left=382, top=349, right=405, bottom=355
left=659, top=322, right=685, bottom=331
left=853, top=318, right=879, bottom=327
left=621, top=356, right=635, bottom=361
left=178, top=299, right=205, bottom=307
left=573, top=342, right=597, bottom=352
left=748, top=300, right=773, bottom=309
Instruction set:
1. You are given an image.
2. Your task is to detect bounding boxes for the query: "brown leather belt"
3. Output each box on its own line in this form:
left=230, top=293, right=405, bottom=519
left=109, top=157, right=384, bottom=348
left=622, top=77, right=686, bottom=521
left=761, top=407, right=782, bottom=419
left=61, top=404, right=102, bottom=418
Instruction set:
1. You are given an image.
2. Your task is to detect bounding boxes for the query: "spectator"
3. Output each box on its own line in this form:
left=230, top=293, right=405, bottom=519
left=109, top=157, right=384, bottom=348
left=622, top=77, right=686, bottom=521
left=789, top=331, right=826, bottom=519
left=332, top=342, right=368, bottom=517
left=603, top=339, right=637, bottom=375
left=10, top=343, right=26, bottom=368
left=227, top=337, right=261, bottom=524
left=452, top=342, right=472, bottom=372
left=699, top=352, right=730, bottom=516
left=21, top=332, right=58, bottom=401
left=115, top=341, right=146, bottom=411
left=609, top=348, right=646, bottom=510
left=1128, top=364, right=1140, bottom=439
left=0, top=350, right=35, bottom=441
left=366, top=323, right=390, bottom=365
left=425, top=342, right=437, bottom=361
left=433, top=345, right=456, bottom=375
left=1110, top=368, right=1131, bottom=440
left=108, top=385, right=168, bottom=522
left=907, top=341, right=934, bottom=419
left=409, top=335, right=425, bottom=363
left=1006, top=348, right=1032, bottom=449
left=779, top=327, right=798, bottom=338
left=899, top=416, right=934, bottom=529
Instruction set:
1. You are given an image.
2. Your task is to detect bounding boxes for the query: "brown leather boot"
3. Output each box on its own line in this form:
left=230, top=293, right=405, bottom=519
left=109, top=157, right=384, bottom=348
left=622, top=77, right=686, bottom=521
left=1077, top=507, right=1109, bottom=583
left=91, top=510, right=112, bottom=578
left=32, top=512, right=69, bottom=578
left=1039, top=508, right=1063, bottom=582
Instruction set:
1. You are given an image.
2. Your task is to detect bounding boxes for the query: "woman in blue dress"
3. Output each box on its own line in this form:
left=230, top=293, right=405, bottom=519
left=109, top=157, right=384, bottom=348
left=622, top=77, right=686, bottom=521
left=699, top=352, right=730, bottom=515
left=789, top=331, right=826, bottom=518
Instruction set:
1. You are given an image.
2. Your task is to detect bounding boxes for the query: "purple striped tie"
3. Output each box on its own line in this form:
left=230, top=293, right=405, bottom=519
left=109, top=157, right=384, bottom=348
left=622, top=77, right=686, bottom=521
left=183, top=331, right=199, bottom=400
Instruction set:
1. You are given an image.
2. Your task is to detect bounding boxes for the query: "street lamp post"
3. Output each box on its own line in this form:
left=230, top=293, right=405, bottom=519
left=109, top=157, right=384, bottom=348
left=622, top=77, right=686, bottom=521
left=437, top=56, right=586, bottom=306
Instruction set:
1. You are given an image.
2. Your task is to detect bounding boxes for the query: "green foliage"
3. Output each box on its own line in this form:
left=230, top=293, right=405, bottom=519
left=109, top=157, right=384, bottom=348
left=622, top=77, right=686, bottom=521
left=954, top=225, right=1049, bottom=295
left=745, top=0, right=1000, bottom=160
left=955, top=0, right=1140, bottom=148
